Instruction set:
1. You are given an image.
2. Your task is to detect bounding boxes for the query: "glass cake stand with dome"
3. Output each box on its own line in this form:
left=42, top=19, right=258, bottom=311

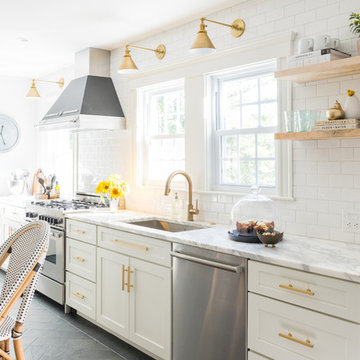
left=228, top=186, right=277, bottom=243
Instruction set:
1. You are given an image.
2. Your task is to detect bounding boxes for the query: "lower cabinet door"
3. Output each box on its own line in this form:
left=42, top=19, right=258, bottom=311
left=96, top=248, right=130, bottom=338
left=129, top=257, right=171, bottom=360
left=248, top=293, right=360, bottom=360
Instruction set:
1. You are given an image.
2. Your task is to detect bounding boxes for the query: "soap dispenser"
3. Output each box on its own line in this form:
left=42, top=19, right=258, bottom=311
left=172, top=192, right=183, bottom=220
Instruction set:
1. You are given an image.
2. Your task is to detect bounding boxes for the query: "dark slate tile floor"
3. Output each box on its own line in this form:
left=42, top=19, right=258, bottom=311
left=6, top=287, right=154, bottom=360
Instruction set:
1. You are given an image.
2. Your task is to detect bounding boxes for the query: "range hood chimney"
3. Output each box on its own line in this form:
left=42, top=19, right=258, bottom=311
left=39, top=48, right=125, bottom=131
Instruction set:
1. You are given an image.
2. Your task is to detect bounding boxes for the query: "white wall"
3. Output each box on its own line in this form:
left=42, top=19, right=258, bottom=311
left=104, top=0, right=360, bottom=245
left=0, top=76, right=38, bottom=195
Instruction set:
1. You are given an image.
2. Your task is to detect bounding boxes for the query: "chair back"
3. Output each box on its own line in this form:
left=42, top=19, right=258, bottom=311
left=0, top=221, right=49, bottom=324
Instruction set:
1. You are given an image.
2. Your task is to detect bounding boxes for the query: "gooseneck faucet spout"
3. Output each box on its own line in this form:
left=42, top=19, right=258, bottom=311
left=164, top=170, right=199, bottom=221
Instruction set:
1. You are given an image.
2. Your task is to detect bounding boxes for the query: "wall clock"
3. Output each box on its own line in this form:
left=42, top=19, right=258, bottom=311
left=0, top=114, right=20, bottom=153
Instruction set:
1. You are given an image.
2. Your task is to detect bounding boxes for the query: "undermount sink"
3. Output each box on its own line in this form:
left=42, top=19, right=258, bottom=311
left=127, top=219, right=205, bottom=233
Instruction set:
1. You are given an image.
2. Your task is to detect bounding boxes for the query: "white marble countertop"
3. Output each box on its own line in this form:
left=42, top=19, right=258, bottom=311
left=0, top=195, right=32, bottom=208
left=67, top=210, right=360, bottom=284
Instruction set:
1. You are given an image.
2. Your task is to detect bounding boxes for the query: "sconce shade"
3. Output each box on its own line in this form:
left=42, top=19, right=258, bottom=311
left=118, top=48, right=138, bottom=74
left=26, top=80, right=40, bottom=98
left=189, top=22, right=216, bottom=54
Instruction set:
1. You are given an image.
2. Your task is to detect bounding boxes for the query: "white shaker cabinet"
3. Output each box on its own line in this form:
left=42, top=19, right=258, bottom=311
left=96, top=246, right=171, bottom=360
left=96, top=248, right=130, bottom=338
left=129, top=257, right=171, bottom=359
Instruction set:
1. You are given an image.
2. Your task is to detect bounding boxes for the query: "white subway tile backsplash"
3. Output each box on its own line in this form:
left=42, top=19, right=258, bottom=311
left=307, top=149, right=329, bottom=161
left=353, top=148, right=360, bottom=160
left=306, top=199, right=329, bottom=212
left=316, top=82, right=340, bottom=97
left=330, top=229, right=354, bottom=243
left=318, top=213, right=341, bottom=227
left=296, top=210, right=318, bottom=224
left=305, top=0, right=327, bottom=10
left=285, top=1, right=305, bottom=16
left=317, top=161, right=340, bottom=174
left=307, top=174, right=329, bottom=186
left=306, top=224, right=330, bottom=239
left=329, top=148, right=353, bottom=161
left=328, top=174, right=354, bottom=188
left=341, top=161, right=360, bottom=174
left=318, top=187, right=341, bottom=201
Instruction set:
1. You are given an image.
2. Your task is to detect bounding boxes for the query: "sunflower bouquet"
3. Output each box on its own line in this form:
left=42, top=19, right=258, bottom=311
left=96, top=174, right=128, bottom=204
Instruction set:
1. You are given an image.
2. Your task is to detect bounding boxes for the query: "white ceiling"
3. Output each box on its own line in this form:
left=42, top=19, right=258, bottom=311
left=0, top=0, right=242, bottom=78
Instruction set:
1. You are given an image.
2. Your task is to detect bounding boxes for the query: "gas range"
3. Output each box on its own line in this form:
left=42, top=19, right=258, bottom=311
left=25, top=194, right=108, bottom=305
left=26, top=195, right=107, bottom=230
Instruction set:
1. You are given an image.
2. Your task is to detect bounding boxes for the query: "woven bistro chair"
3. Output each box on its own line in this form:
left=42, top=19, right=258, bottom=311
left=0, top=221, right=49, bottom=360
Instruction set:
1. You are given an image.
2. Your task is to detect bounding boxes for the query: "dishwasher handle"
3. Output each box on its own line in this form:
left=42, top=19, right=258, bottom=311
left=170, top=251, right=245, bottom=273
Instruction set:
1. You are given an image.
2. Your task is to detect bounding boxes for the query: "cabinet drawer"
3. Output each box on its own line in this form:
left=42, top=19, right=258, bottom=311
left=248, top=260, right=360, bottom=323
left=248, top=351, right=272, bottom=360
left=66, top=273, right=96, bottom=320
left=66, top=238, right=96, bottom=282
left=66, top=220, right=96, bottom=245
left=248, top=293, right=360, bottom=360
left=98, top=227, right=171, bottom=266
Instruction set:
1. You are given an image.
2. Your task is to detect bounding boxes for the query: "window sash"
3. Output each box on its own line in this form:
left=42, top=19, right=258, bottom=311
left=142, top=84, right=185, bottom=185
left=211, top=64, right=278, bottom=193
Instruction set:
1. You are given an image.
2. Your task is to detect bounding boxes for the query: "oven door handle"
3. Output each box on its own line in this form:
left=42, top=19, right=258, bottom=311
left=170, top=251, right=244, bottom=273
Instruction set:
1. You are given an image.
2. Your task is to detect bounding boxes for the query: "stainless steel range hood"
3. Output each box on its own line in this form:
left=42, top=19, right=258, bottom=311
left=38, top=48, right=125, bottom=131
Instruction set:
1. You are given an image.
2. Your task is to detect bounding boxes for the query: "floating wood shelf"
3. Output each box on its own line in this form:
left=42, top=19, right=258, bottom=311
left=275, top=128, right=360, bottom=141
left=275, top=56, right=360, bottom=83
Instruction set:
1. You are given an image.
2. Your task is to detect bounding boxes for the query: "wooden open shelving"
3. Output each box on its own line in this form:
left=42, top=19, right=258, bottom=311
left=275, top=56, right=360, bottom=83
left=275, top=128, right=360, bottom=141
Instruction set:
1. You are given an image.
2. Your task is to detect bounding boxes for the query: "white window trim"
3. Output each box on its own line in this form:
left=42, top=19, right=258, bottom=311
left=137, top=79, right=185, bottom=187
left=206, top=59, right=293, bottom=198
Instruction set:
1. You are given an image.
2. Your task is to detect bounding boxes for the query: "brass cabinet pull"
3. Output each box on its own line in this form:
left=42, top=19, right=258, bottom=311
left=122, top=264, right=127, bottom=291
left=72, top=292, right=85, bottom=300
left=72, top=256, right=85, bottom=263
left=110, top=239, right=149, bottom=252
left=279, top=284, right=315, bottom=296
left=279, top=332, right=314, bottom=348
left=127, top=265, right=134, bottom=293
left=73, top=229, right=86, bottom=235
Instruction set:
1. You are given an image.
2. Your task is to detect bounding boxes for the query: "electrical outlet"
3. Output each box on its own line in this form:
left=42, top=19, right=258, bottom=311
left=342, top=210, right=360, bottom=233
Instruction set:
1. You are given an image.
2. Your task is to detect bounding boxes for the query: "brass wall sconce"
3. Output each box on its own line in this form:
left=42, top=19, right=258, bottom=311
left=26, top=78, right=64, bottom=98
left=118, top=44, right=166, bottom=74
left=190, top=17, right=245, bottom=54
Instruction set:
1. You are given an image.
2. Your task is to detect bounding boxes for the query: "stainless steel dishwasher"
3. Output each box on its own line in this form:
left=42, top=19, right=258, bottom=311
left=171, top=243, right=247, bottom=360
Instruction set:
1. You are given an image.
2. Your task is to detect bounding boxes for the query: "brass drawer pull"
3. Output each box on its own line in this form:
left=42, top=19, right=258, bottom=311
left=72, top=256, right=85, bottom=263
left=73, top=229, right=86, bottom=235
left=110, top=239, right=149, bottom=252
left=72, top=292, right=85, bottom=300
left=127, top=265, right=134, bottom=293
left=279, top=332, right=314, bottom=348
left=279, top=284, right=315, bottom=296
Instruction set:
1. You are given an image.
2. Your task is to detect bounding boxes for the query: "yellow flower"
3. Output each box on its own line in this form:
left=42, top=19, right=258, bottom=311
left=96, top=181, right=105, bottom=193
left=110, top=187, right=122, bottom=199
left=96, top=180, right=110, bottom=194
left=103, top=181, right=110, bottom=192
left=347, top=89, right=355, bottom=96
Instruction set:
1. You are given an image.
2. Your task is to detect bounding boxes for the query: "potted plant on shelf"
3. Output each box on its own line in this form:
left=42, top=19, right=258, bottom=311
left=96, top=174, right=128, bottom=211
left=349, top=11, right=360, bottom=54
